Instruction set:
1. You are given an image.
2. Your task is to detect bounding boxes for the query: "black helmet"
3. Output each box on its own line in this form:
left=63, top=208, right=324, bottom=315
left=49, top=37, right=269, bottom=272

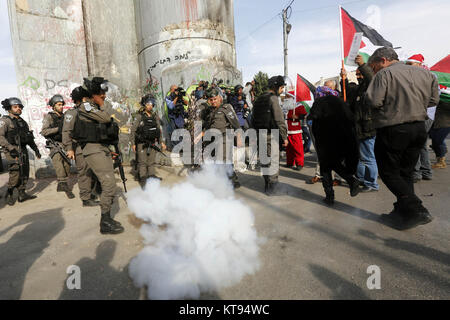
left=234, top=85, right=244, bottom=93
left=1, top=97, right=24, bottom=111
left=205, top=88, right=220, bottom=99
left=83, top=77, right=109, bottom=95
left=140, top=94, right=156, bottom=107
left=268, top=76, right=286, bottom=90
left=71, top=86, right=91, bottom=103
left=49, top=94, right=65, bottom=108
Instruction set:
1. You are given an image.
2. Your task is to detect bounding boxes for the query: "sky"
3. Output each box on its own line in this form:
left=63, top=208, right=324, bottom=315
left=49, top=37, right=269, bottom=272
left=1, top=0, right=449, bottom=100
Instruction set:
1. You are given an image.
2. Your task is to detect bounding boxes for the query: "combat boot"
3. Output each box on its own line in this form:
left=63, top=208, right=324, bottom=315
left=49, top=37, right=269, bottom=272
left=265, top=182, right=278, bottom=196
left=18, top=190, right=37, bottom=203
left=432, top=157, right=446, bottom=169
left=6, top=188, right=15, bottom=206
left=62, top=182, right=75, bottom=199
left=100, top=212, right=124, bottom=235
left=57, top=182, right=75, bottom=199
left=83, top=199, right=100, bottom=207
left=57, top=182, right=65, bottom=192
left=139, top=179, right=147, bottom=189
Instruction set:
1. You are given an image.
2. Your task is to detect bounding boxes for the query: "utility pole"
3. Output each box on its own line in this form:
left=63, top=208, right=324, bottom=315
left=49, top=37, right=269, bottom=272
left=282, top=1, right=294, bottom=79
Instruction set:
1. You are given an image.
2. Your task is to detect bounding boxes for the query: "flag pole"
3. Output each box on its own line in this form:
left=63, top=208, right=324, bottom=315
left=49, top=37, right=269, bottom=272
left=338, top=5, right=347, bottom=102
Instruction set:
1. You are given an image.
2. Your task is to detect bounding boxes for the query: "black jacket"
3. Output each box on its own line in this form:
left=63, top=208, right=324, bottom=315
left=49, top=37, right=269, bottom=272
left=341, top=63, right=376, bottom=140
left=310, top=95, right=359, bottom=173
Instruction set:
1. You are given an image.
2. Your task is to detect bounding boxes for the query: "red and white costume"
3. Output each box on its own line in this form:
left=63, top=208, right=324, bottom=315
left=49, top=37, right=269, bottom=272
left=286, top=105, right=308, bottom=167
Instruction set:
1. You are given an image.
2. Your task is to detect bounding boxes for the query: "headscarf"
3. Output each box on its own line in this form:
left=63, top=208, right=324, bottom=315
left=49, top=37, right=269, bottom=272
left=314, top=86, right=339, bottom=99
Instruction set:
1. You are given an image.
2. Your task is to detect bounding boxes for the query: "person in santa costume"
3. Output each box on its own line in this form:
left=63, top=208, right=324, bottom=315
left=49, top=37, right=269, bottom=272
left=286, top=104, right=308, bottom=170
left=406, top=54, right=430, bottom=70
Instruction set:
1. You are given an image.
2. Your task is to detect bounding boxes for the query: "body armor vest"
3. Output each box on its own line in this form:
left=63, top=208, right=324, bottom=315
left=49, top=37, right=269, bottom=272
left=136, top=113, right=160, bottom=144
left=252, top=92, right=278, bottom=130
left=5, top=117, right=34, bottom=146
left=72, top=115, right=119, bottom=146
left=48, top=112, right=64, bottom=142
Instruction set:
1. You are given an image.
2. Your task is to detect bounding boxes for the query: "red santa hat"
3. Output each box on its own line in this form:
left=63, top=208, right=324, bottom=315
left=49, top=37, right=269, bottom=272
left=406, top=54, right=425, bottom=64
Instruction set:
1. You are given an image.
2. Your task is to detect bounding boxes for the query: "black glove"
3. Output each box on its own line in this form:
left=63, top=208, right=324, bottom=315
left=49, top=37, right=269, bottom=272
left=10, top=149, right=19, bottom=158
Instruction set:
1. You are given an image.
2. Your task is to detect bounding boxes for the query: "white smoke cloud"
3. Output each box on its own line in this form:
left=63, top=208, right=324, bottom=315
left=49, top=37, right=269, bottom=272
left=127, top=165, right=261, bottom=300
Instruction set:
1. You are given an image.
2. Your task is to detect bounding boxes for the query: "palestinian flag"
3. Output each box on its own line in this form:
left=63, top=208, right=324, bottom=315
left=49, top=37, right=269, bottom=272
left=431, top=54, right=450, bottom=103
left=340, top=7, right=393, bottom=65
left=296, top=74, right=316, bottom=113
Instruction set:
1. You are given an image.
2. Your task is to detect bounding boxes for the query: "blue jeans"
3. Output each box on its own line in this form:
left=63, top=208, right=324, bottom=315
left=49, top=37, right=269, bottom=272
left=413, top=118, right=433, bottom=179
left=357, top=137, right=379, bottom=190
left=430, top=127, right=450, bottom=158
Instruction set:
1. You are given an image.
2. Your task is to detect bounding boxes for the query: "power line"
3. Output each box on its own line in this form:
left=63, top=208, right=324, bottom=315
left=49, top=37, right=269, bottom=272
left=237, top=0, right=296, bottom=44
left=236, top=13, right=281, bottom=43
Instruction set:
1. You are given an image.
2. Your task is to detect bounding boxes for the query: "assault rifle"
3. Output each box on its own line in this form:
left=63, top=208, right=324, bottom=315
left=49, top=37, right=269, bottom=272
left=14, top=134, right=26, bottom=189
left=46, top=139, right=71, bottom=165
left=146, top=143, right=168, bottom=158
left=112, top=144, right=127, bottom=193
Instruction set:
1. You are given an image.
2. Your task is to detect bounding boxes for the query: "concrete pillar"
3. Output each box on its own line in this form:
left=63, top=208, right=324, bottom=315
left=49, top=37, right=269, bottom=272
left=81, top=0, right=141, bottom=163
left=134, top=0, right=241, bottom=111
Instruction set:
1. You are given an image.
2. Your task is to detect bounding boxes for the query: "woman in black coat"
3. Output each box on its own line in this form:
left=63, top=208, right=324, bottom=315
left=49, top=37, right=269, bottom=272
left=309, top=86, right=361, bottom=205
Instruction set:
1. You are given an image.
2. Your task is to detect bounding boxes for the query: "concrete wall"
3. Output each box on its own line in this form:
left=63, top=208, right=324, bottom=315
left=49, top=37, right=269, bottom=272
left=81, top=0, right=141, bottom=163
left=8, top=0, right=241, bottom=172
left=8, top=0, right=142, bottom=169
left=8, top=0, right=88, bottom=174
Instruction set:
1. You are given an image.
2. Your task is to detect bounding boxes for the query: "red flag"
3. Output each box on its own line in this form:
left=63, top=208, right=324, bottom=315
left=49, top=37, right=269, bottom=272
left=296, top=74, right=315, bottom=102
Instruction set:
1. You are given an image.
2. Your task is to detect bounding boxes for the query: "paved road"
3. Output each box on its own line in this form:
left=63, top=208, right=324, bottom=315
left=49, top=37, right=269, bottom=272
left=0, top=152, right=449, bottom=300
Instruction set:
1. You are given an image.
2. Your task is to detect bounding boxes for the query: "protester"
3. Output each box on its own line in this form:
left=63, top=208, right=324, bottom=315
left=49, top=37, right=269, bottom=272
left=306, top=80, right=343, bottom=186
left=341, top=54, right=379, bottom=192
left=309, top=86, right=361, bottom=205
left=286, top=104, right=307, bottom=170
left=365, top=47, right=439, bottom=230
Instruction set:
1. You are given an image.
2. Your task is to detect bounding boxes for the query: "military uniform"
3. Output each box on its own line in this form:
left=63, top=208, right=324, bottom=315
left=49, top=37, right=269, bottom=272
left=130, top=111, right=162, bottom=183
left=0, top=114, right=41, bottom=202
left=72, top=101, right=119, bottom=215
left=252, top=92, right=288, bottom=191
left=203, top=102, right=241, bottom=187
left=62, top=105, right=98, bottom=204
left=41, top=111, right=73, bottom=194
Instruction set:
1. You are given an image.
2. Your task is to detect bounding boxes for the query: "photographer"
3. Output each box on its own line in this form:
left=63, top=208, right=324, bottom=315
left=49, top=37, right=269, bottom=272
left=166, top=85, right=188, bottom=130
left=230, top=85, right=250, bottom=130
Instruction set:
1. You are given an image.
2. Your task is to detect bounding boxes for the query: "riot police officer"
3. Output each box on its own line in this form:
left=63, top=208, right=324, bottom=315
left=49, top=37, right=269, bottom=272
left=62, top=86, right=100, bottom=207
left=0, top=97, right=41, bottom=205
left=130, top=94, right=166, bottom=188
left=41, top=94, right=75, bottom=199
left=202, top=88, right=241, bottom=189
left=252, top=76, right=288, bottom=196
left=72, top=77, right=124, bottom=235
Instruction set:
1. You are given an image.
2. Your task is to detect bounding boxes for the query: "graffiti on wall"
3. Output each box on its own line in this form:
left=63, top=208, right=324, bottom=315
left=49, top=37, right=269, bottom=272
left=17, top=75, right=145, bottom=163
left=148, top=51, right=192, bottom=72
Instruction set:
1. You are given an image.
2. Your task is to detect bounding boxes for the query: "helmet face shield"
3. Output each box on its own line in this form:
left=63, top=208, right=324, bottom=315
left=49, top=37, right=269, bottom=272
left=84, top=77, right=109, bottom=95
left=100, top=81, right=109, bottom=93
